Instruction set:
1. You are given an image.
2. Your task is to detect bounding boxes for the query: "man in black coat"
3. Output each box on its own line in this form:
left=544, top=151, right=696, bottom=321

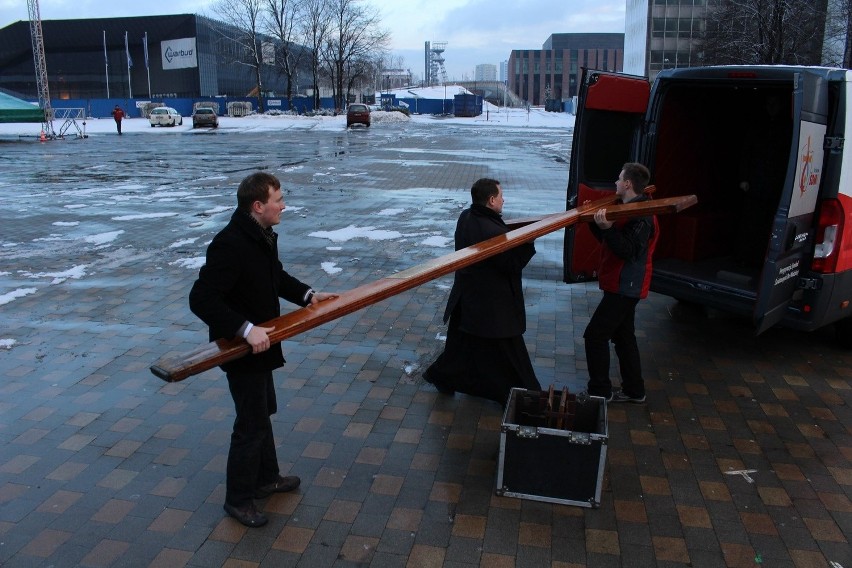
left=424, top=178, right=541, bottom=406
left=189, top=172, right=337, bottom=527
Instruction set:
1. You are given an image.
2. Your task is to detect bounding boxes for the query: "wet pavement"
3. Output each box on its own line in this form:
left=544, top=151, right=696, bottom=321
left=0, top=120, right=850, bottom=567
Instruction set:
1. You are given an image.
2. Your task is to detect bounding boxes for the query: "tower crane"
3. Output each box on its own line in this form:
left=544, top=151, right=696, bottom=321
left=27, top=0, right=56, bottom=138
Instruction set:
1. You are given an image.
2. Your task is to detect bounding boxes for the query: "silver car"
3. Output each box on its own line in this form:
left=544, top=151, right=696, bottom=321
left=149, top=107, right=183, bottom=127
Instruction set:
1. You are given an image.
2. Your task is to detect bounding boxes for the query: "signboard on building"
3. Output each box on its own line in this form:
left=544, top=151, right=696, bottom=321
left=262, top=42, right=276, bottom=65
left=162, top=37, right=198, bottom=70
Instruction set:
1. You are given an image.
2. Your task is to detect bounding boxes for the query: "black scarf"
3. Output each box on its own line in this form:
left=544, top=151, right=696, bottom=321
left=242, top=210, right=277, bottom=250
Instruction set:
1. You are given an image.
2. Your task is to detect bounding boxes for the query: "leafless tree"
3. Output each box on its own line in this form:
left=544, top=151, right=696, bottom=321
left=264, top=0, right=305, bottom=110
left=823, top=0, right=852, bottom=67
left=323, top=0, right=389, bottom=110
left=699, top=0, right=827, bottom=65
left=300, top=0, right=331, bottom=110
left=212, top=0, right=267, bottom=112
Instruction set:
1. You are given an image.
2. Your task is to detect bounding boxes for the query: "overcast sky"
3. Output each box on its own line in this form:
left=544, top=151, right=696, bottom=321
left=0, top=0, right=625, bottom=81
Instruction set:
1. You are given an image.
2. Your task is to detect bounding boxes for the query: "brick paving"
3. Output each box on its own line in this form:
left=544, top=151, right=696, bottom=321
left=0, top=121, right=850, bottom=567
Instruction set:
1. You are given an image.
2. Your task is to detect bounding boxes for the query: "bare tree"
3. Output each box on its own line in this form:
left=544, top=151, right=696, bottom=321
left=700, top=0, right=827, bottom=65
left=300, top=0, right=331, bottom=111
left=324, top=0, right=389, bottom=110
left=823, top=0, right=852, bottom=67
left=213, top=0, right=267, bottom=112
left=264, top=0, right=304, bottom=110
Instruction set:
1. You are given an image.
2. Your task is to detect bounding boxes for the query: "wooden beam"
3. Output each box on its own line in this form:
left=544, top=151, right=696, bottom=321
left=150, top=194, right=697, bottom=382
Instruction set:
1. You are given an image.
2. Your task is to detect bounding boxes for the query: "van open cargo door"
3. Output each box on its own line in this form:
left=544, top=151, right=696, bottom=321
left=563, top=70, right=649, bottom=282
left=754, top=72, right=827, bottom=333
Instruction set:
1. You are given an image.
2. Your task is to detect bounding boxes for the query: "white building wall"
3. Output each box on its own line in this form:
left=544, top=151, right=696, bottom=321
left=475, top=63, right=497, bottom=81
left=624, top=0, right=650, bottom=77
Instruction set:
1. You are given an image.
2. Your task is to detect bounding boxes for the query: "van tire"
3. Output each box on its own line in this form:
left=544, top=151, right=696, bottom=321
left=835, top=317, right=852, bottom=349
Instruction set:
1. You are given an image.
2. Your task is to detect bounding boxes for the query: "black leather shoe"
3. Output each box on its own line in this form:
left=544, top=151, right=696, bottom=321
left=254, top=475, right=301, bottom=499
left=423, top=372, right=455, bottom=395
left=223, top=502, right=268, bottom=527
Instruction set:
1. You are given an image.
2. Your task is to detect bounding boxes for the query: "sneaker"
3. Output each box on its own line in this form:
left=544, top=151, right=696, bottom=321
left=611, top=389, right=646, bottom=404
left=578, top=390, right=612, bottom=403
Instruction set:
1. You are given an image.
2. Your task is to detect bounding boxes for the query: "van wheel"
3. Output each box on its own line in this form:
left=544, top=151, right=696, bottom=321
left=835, top=317, right=852, bottom=349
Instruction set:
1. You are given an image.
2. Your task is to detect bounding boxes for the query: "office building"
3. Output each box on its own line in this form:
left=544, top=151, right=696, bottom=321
left=508, top=33, right=623, bottom=105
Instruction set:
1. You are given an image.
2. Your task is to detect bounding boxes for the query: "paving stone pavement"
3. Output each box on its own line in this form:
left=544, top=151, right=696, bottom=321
left=0, top=120, right=850, bottom=567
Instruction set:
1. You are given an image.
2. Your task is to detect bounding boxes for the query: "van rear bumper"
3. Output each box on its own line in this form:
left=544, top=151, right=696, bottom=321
left=651, top=270, right=852, bottom=332
left=650, top=272, right=756, bottom=318
left=793, top=271, right=852, bottom=331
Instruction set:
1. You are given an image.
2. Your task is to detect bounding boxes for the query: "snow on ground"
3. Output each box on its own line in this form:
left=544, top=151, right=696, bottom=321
left=0, top=94, right=576, bottom=312
left=0, top=95, right=575, bottom=138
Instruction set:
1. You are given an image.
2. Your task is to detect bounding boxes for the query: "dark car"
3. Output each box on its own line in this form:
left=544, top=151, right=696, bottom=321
left=346, top=104, right=370, bottom=127
left=192, top=107, right=219, bottom=128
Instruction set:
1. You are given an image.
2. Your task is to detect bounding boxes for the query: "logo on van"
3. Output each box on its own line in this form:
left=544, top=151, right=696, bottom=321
left=799, top=135, right=817, bottom=197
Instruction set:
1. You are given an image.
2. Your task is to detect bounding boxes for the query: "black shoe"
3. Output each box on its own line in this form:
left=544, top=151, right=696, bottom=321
left=423, top=372, right=455, bottom=395
left=223, top=502, right=268, bottom=527
left=254, top=475, right=301, bottom=499
left=611, top=389, right=646, bottom=404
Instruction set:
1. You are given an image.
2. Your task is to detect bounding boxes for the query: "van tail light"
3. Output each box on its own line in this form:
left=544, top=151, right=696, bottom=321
left=812, top=199, right=844, bottom=273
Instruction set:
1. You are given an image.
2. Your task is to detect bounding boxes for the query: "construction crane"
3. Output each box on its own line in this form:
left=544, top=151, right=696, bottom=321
left=27, top=0, right=56, bottom=138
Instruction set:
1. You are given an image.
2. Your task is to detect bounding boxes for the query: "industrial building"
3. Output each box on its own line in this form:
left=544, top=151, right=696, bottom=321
left=508, top=33, right=624, bottom=107
left=624, top=0, right=832, bottom=81
left=0, top=14, right=305, bottom=102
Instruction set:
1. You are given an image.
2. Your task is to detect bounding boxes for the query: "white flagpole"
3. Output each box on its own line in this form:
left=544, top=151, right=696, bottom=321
left=125, top=31, right=132, bottom=99
left=144, top=32, right=151, bottom=97
left=103, top=30, right=109, bottom=98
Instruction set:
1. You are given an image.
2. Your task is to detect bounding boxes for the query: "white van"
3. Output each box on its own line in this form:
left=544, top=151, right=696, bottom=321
left=564, top=66, right=852, bottom=345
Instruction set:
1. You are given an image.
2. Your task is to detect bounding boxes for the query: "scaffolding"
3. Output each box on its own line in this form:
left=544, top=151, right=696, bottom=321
left=27, top=0, right=55, bottom=138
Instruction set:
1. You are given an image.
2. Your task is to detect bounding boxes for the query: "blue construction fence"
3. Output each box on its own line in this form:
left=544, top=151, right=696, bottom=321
left=44, top=93, right=485, bottom=119
left=379, top=93, right=483, bottom=117
left=47, top=96, right=330, bottom=119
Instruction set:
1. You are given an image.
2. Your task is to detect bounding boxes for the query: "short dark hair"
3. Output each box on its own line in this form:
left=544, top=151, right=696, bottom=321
left=471, top=178, right=500, bottom=205
left=237, top=172, right=280, bottom=212
left=621, top=163, right=650, bottom=191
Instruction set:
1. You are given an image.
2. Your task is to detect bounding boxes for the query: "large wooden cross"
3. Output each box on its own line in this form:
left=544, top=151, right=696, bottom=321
left=151, top=193, right=697, bottom=382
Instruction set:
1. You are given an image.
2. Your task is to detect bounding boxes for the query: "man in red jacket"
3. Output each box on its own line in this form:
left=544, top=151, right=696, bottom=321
left=584, top=163, right=658, bottom=404
left=111, top=105, right=125, bottom=135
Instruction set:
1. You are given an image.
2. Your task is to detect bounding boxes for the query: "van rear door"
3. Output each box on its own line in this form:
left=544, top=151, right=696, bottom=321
left=563, top=70, right=650, bottom=282
left=754, top=72, right=827, bottom=333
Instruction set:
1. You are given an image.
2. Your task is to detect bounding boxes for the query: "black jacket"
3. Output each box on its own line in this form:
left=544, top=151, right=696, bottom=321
left=189, top=210, right=312, bottom=374
left=443, top=204, right=535, bottom=338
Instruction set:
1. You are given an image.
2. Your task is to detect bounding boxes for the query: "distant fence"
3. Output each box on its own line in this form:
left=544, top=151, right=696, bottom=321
left=37, top=93, right=515, bottom=119
left=42, top=96, right=335, bottom=119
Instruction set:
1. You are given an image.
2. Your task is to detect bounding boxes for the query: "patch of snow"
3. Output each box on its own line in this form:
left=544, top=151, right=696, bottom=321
left=0, top=287, right=37, bottom=306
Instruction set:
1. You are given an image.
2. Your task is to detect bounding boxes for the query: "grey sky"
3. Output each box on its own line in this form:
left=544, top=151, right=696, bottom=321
left=1, top=0, right=626, bottom=81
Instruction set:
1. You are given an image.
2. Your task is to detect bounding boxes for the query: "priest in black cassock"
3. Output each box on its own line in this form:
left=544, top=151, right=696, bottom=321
left=424, top=178, right=541, bottom=406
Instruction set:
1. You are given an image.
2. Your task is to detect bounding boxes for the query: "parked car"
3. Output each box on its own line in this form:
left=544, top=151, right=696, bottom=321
left=192, top=107, right=219, bottom=128
left=346, top=104, right=370, bottom=127
left=149, top=107, right=183, bottom=127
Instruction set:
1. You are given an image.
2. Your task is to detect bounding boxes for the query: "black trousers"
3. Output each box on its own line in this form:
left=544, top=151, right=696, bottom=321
left=584, top=291, right=644, bottom=398
left=225, top=370, right=280, bottom=507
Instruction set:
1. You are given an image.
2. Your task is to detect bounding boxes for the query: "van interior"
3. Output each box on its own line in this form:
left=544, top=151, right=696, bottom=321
left=648, top=82, right=795, bottom=299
